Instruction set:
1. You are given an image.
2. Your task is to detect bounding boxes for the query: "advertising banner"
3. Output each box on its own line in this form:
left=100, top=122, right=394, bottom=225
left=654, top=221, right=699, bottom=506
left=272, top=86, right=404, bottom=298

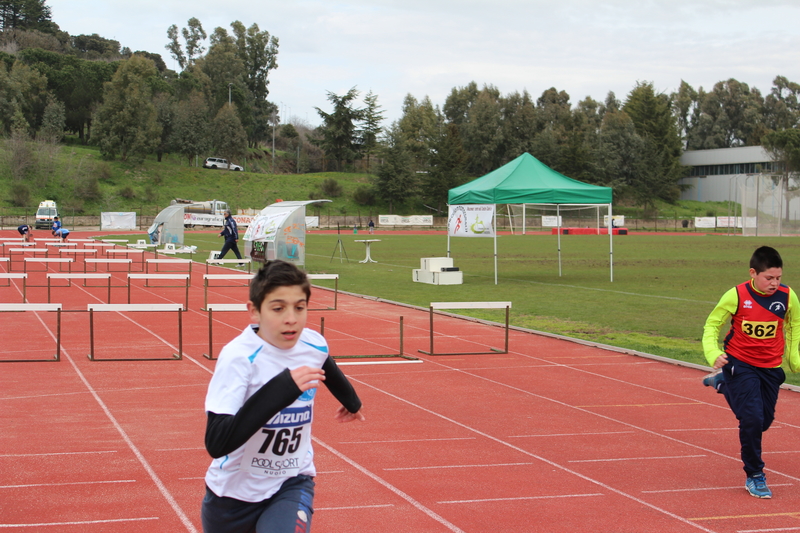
left=448, top=204, right=495, bottom=237
left=184, top=213, right=254, bottom=227
left=378, top=214, right=434, bottom=226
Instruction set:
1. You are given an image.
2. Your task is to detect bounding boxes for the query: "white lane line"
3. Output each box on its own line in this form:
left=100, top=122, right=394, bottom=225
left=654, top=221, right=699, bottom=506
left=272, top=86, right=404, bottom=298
left=0, top=479, right=135, bottom=489
left=32, top=315, right=198, bottom=533
left=350, top=377, right=718, bottom=533
left=568, top=454, right=707, bottom=463
left=439, top=493, right=604, bottom=504
left=313, top=437, right=466, bottom=533
left=385, top=462, right=534, bottom=471
left=0, top=450, right=117, bottom=458
left=0, top=517, right=159, bottom=528
left=339, top=437, right=476, bottom=444
left=316, top=504, right=395, bottom=511
left=508, top=431, right=635, bottom=438
left=642, top=483, right=793, bottom=494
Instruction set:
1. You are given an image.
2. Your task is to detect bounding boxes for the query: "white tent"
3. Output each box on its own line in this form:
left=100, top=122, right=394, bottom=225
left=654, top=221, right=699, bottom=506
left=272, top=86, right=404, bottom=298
left=243, top=200, right=330, bottom=266
left=147, top=205, right=184, bottom=245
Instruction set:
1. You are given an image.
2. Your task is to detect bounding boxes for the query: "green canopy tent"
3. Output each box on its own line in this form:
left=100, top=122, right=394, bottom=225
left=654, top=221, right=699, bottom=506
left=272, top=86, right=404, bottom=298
left=448, top=152, right=614, bottom=283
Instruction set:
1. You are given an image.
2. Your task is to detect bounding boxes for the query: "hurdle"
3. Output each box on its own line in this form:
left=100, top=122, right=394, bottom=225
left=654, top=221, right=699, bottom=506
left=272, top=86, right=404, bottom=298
left=82, top=242, right=115, bottom=249
left=146, top=258, right=192, bottom=275
left=0, top=303, right=61, bottom=362
left=23, top=257, right=73, bottom=274
left=0, top=256, right=8, bottom=271
left=127, top=273, right=190, bottom=310
left=84, top=258, right=133, bottom=274
left=203, top=303, right=248, bottom=360
left=318, top=315, right=418, bottom=361
left=45, top=242, right=78, bottom=251
left=206, top=258, right=252, bottom=274
left=8, top=247, right=49, bottom=270
left=203, top=273, right=253, bottom=309
left=106, top=248, right=145, bottom=270
left=101, top=239, right=129, bottom=244
left=47, top=273, right=112, bottom=303
left=0, top=273, right=27, bottom=302
left=307, top=274, right=339, bottom=310
left=418, top=301, right=512, bottom=356
left=1, top=242, right=35, bottom=256
left=87, top=303, right=183, bottom=361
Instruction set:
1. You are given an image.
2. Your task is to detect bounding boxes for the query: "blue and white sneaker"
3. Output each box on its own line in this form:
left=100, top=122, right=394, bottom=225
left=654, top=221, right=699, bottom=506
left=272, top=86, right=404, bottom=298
left=746, top=473, right=772, bottom=499
left=702, top=371, right=724, bottom=390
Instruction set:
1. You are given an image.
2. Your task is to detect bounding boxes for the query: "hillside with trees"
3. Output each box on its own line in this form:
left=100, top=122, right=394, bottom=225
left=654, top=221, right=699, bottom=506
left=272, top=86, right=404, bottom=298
left=0, top=0, right=798, bottom=217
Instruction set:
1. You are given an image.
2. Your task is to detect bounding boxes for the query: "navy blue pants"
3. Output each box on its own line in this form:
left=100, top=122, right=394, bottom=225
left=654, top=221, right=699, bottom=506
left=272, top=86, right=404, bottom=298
left=201, top=475, right=315, bottom=533
left=718, top=355, right=785, bottom=476
left=219, top=239, right=242, bottom=260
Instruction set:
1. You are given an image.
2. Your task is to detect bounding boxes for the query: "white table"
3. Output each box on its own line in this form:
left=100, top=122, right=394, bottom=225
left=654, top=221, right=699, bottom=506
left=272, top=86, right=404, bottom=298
left=354, top=239, right=380, bottom=263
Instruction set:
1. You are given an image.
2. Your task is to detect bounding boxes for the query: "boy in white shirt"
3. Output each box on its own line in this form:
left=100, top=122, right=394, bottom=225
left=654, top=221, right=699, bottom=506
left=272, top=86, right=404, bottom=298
left=202, top=260, right=364, bottom=533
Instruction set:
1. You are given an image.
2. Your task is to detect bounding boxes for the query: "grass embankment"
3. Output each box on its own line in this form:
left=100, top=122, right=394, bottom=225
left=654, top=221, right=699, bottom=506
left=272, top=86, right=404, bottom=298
left=123, top=230, right=800, bottom=385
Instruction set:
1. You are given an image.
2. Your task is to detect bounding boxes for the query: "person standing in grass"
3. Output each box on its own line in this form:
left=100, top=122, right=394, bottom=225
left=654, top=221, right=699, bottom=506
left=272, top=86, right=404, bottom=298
left=702, top=245, right=800, bottom=499
left=201, top=260, right=365, bottom=532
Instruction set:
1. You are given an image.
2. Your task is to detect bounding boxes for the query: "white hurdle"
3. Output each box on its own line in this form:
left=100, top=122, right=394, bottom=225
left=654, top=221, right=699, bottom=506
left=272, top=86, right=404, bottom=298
left=86, top=303, right=183, bottom=361
left=203, top=273, right=254, bottom=309
left=0, top=303, right=62, bottom=362
left=127, top=273, right=190, bottom=309
left=307, top=274, right=339, bottom=310
left=206, top=258, right=252, bottom=274
left=47, top=273, right=112, bottom=303
left=146, top=258, right=192, bottom=274
left=418, top=301, right=513, bottom=356
left=203, top=303, right=248, bottom=360
left=0, top=273, right=27, bottom=302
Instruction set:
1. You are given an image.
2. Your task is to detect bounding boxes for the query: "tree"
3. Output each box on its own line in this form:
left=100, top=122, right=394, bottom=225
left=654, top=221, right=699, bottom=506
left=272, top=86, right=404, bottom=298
left=210, top=103, right=247, bottom=167
left=0, top=59, right=47, bottom=135
left=313, top=87, right=364, bottom=170
left=360, top=90, right=383, bottom=171
left=165, top=18, right=206, bottom=70
left=374, top=122, right=416, bottom=213
left=424, top=123, right=468, bottom=213
left=397, top=94, right=438, bottom=171
left=170, top=90, right=210, bottom=164
left=597, top=109, right=646, bottom=197
left=623, top=81, right=685, bottom=204
left=0, top=0, right=55, bottom=33
left=764, top=76, right=800, bottom=132
left=93, top=55, right=161, bottom=161
left=688, top=79, right=765, bottom=149
left=762, top=128, right=800, bottom=223
left=462, top=87, right=504, bottom=174
left=37, top=93, right=64, bottom=142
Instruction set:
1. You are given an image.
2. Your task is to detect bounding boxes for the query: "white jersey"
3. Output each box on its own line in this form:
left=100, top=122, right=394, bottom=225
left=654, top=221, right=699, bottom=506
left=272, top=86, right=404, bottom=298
left=204, top=325, right=328, bottom=502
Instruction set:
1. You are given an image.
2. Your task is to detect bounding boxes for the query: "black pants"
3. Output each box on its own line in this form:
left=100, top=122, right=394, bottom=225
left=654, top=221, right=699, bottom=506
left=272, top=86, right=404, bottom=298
left=219, top=239, right=242, bottom=260
left=201, top=475, right=315, bottom=533
left=719, top=354, right=785, bottom=476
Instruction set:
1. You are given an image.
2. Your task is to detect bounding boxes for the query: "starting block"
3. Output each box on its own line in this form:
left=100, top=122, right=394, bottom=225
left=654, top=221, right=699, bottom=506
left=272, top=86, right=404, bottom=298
left=86, top=303, right=183, bottom=361
left=203, top=303, right=248, bottom=360
left=418, top=301, right=512, bottom=356
left=0, top=303, right=61, bottom=362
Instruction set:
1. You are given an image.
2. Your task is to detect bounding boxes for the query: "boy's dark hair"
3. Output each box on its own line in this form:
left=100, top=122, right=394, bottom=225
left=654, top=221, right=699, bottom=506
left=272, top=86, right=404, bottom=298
left=249, top=260, right=311, bottom=309
left=750, top=246, right=783, bottom=273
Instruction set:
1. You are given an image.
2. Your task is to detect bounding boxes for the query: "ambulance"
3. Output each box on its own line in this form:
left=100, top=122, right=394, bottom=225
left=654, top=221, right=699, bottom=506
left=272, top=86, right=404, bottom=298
left=35, top=200, right=58, bottom=229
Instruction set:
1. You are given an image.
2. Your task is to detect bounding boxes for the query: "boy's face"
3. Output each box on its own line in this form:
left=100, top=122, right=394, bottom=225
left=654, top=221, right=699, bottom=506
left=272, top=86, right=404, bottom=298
left=750, top=267, right=782, bottom=296
left=247, top=285, right=308, bottom=350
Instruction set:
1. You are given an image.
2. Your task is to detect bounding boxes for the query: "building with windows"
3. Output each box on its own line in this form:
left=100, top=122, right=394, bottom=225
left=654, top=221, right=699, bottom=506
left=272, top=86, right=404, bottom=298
left=679, top=146, right=781, bottom=203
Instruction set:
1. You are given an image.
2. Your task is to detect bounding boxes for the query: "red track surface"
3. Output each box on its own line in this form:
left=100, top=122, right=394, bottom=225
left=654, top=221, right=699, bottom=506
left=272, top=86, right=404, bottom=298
left=2, top=231, right=800, bottom=532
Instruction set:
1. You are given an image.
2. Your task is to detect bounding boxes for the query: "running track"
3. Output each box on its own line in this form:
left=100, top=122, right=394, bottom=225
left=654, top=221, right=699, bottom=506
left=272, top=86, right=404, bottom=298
left=2, top=233, right=800, bottom=532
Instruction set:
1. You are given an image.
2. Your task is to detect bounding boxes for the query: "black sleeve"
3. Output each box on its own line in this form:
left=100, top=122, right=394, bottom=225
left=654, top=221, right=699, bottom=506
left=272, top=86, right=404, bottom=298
left=205, top=368, right=301, bottom=458
left=322, top=356, right=362, bottom=413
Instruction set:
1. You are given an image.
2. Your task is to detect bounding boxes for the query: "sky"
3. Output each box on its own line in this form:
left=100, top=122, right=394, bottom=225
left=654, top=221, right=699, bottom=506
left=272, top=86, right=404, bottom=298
left=48, top=0, right=800, bottom=127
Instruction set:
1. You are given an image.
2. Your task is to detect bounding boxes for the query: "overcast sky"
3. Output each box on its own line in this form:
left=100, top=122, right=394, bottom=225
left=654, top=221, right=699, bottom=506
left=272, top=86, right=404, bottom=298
left=48, top=0, right=800, bottom=127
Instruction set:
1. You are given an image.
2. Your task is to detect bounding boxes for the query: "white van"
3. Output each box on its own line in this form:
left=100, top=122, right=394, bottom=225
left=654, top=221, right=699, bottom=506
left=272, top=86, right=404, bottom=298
left=35, top=200, right=58, bottom=229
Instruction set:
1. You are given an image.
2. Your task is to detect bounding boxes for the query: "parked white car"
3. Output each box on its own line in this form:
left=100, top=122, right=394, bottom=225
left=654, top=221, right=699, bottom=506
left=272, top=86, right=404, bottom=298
left=203, top=157, right=243, bottom=171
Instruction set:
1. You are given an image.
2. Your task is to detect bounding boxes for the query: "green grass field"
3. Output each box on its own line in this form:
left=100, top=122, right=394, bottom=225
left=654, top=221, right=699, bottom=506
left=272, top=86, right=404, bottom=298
left=139, top=230, right=800, bottom=384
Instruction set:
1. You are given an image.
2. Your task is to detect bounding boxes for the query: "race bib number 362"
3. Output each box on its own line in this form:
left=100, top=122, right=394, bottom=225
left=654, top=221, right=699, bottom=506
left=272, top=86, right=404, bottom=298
left=741, top=320, right=778, bottom=339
